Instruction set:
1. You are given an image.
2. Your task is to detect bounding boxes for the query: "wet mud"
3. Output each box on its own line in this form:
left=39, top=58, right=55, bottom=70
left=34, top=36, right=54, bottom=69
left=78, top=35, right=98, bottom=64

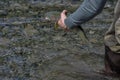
left=0, top=0, right=119, bottom=80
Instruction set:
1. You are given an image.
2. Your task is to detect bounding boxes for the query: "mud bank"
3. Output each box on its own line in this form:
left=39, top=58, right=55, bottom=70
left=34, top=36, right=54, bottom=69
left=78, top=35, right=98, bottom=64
left=0, top=0, right=119, bottom=80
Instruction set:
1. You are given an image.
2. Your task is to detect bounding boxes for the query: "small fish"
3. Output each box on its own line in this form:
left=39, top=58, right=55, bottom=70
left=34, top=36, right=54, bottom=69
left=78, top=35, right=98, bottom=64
left=77, top=26, right=88, bottom=43
left=54, top=21, right=59, bottom=30
left=77, top=26, right=93, bottom=50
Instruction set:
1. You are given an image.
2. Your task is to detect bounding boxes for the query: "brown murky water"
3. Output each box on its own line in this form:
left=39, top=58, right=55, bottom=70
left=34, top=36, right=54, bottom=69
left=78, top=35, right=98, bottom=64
left=0, top=0, right=119, bottom=80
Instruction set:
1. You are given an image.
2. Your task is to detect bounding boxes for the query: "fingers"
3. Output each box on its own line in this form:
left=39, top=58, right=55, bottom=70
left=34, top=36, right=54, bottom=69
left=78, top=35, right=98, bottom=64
left=58, top=19, right=66, bottom=29
left=58, top=19, right=61, bottom=26
left=63, top=10, right=68, bottom=14
left=61, top=10, right=68, bottom=15
left=58, top=19, right=69, bottom=31
left=57, top=10, right=69, bottom=31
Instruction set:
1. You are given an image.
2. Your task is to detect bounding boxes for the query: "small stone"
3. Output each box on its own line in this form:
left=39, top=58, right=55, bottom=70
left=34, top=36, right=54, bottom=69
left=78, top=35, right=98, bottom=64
left=89, top=30, right=95, bottom=35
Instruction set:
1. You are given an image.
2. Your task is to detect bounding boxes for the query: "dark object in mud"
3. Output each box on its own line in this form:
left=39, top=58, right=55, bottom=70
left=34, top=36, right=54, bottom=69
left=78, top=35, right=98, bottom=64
left=104, top=45, right=120, bottom=75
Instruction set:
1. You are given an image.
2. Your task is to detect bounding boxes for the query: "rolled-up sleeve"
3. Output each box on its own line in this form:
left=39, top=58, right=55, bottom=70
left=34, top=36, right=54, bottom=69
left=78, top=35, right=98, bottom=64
left=65, top=0, right=107, bottom=28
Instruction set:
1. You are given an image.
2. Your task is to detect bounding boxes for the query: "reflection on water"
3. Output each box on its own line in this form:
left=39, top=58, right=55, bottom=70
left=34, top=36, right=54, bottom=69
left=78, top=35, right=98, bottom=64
left=0, top=0, right=119, bottom=80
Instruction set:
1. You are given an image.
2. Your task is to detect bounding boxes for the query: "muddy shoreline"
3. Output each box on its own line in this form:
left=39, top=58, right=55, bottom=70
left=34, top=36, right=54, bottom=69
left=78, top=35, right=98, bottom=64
left=0, top=0, right=119, bottom=80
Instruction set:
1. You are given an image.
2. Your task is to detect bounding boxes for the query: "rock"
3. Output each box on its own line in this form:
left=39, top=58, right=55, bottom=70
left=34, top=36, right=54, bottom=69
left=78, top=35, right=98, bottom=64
left=89, top=30, right=95, bottom=35
left=0, top=10, right=8, bottom=17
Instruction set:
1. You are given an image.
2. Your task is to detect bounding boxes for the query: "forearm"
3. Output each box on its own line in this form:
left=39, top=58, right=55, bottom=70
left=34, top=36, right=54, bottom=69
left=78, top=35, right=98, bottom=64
left=65, top=0, right=107, bottom=28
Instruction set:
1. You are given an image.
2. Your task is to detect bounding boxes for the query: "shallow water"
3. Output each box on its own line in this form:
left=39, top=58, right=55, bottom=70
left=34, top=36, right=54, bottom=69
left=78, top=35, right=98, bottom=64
left=0, top=0, right=119, bottom=80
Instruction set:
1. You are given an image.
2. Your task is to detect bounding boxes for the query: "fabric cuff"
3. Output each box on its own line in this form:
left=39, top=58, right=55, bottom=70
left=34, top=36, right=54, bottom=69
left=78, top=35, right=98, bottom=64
left=64, top=17, right=76, bottom=29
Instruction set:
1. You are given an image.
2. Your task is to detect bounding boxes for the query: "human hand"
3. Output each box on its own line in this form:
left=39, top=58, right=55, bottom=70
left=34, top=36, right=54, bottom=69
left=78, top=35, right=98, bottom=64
left=58, top=10, right=68, bottom=30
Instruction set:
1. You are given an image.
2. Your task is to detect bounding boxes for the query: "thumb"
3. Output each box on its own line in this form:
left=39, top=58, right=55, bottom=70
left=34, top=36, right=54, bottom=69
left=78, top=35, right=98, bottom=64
left=62, top=10, right=68, bottom=15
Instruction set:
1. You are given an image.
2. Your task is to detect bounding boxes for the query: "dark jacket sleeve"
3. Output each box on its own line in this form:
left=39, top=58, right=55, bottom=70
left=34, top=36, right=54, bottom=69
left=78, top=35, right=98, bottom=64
left=64, top=0, right=107, bottom=28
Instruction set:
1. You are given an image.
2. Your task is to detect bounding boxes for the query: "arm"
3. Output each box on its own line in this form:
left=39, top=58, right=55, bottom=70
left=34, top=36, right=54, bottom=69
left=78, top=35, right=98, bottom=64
left=64, top=0, right=107, bottom=28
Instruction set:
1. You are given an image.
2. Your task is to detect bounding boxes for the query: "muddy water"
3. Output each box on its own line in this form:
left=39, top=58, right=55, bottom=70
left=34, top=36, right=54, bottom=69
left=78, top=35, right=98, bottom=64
left=0, top=0, right=119, bottom=80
